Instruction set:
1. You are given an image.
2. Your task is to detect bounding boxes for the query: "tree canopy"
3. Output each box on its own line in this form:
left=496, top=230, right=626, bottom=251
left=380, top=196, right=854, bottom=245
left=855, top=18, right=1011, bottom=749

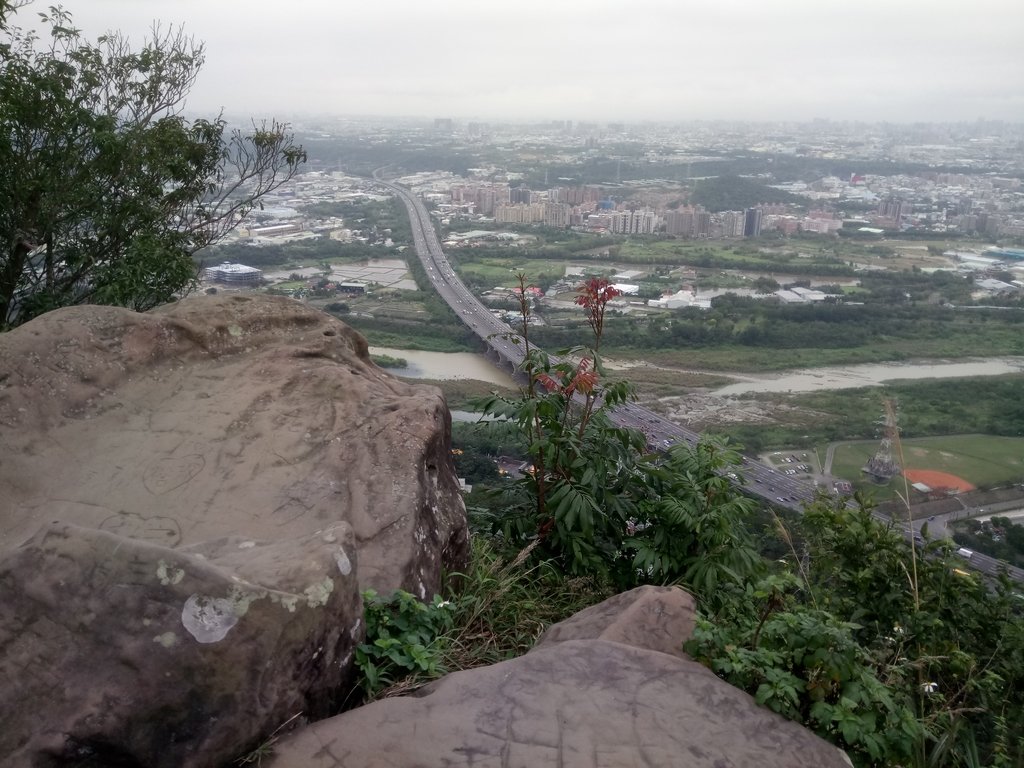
left=0, top=3, right=305, bottom=328
left=690, top=175, right=809, bottom=212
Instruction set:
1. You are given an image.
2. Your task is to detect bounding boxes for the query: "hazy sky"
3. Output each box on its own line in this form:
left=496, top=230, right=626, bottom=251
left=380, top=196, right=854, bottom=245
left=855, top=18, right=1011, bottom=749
left=19, top=0, right=1024, bottom=124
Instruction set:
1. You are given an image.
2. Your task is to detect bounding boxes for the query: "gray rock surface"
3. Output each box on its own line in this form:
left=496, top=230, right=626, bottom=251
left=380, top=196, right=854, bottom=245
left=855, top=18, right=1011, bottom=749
left=268, top=589, right=851, bottom=768
left=0, top=521, right=360, bottom=768
left=0, top=295, right=469, bottom=767
left=534, top=584, right=695, bottom=658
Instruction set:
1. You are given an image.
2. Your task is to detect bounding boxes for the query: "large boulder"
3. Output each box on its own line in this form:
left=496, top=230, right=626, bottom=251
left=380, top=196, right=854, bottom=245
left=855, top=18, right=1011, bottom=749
left=267, top=588, right=851, bottom=768
left=0, top=521, right=360, bottom=768
left=0, top=295, right=469, bottom=767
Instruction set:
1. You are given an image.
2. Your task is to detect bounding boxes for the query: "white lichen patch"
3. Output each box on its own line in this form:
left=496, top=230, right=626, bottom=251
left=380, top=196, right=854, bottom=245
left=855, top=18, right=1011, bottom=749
left=270, top=593, right=299, bottom=613
left=227, top=584, right=264, bottom=617
left=227, top=324, right=243, bottom=337
left=237, top=540, right=257, bottom=549
left=181, top=595, right=239, bottom=643
left=303, top=577, right=334, bottom=608
left=156, top=560, right=185, bottom=586
left=153, top=632, right=178, bottom=648
left=179, top=585, right=265, bottom=643
left=334, top=548, right=352, bottom=576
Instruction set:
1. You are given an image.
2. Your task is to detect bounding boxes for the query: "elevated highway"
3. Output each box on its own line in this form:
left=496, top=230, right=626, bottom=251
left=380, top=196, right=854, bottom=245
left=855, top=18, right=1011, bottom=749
left=376, top=175, right=1024, bottom=583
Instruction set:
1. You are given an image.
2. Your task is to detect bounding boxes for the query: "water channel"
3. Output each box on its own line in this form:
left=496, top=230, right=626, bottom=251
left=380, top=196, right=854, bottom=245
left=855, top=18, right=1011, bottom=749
left=369, top=346, right=515, bottom=388
left=372, top=346, right=1024, bottom=397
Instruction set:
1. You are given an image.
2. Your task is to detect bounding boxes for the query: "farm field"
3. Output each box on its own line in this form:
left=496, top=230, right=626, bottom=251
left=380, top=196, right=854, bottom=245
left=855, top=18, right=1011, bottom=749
left=604, top=330, right=1024, bottom=371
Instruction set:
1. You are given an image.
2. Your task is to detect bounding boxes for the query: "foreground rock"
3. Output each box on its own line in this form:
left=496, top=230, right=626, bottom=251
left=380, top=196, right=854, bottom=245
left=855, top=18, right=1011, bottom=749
left=0, top=521, right=360, bottom=767
left=534, top=583, right=695, bottom=658
left=268, top=586, right=851, bottom=768
left=0, top=295, right=469, bottom=767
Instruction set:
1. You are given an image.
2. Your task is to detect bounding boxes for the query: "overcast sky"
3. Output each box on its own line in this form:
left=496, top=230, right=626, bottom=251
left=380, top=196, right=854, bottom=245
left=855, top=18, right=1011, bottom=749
left=19, top=0, right=1024, bottom=124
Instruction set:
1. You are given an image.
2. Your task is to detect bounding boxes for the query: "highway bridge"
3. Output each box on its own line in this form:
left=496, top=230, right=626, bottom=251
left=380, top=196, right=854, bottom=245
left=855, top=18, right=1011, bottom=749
left=375, top=175, right=1024, bottom=583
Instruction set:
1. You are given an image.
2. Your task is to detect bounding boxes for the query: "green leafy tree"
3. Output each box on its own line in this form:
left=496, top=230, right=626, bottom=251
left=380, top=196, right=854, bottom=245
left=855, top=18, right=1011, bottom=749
left=475, top=274, right=759, bottom=594
left=753, top=276, right=780, bottom=294
left=688, top=496, right=1024, bottom=767
left=0, top=4, right=305, bottom=327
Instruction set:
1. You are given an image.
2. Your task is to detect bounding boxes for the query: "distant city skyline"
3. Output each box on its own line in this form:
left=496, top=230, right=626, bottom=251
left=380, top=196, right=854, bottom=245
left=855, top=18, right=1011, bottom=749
left=17, top=0, right=1024, bottom=124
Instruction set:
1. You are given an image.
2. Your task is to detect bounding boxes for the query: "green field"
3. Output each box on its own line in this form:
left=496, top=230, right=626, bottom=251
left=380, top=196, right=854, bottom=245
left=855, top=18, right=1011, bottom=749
left=605, top=327, right=1024, bottom=372
left=829, top=435, right=1024, bottom=500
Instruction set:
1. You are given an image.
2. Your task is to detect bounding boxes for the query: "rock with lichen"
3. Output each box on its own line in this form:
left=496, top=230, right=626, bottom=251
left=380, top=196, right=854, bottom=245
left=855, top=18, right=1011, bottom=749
left=0, top=294, right=469, bottom=767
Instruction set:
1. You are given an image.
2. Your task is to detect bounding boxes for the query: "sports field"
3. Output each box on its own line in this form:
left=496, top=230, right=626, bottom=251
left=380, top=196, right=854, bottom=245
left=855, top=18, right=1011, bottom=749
left=902, top=469, right=975, bottom=493
left=828, top=434, right=1024, bottom=499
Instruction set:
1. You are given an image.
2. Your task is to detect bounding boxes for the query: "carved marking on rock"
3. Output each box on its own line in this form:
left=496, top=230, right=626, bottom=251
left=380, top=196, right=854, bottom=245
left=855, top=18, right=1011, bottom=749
left=142, top=454, right=205, bottom=495
left=99, top=511, right=182, bottom=547
left=272, top=497, right=311, bottom=526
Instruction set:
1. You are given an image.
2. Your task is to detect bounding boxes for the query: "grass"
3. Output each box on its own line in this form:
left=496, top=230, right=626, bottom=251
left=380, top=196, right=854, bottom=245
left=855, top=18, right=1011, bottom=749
left=619, top=240, right=729, bottom=260
left=414, top=378, right=515, bottom=409
left=370, top=353, right=408, bottom=369
left=364, top=538, right=611, bottom=702
left=604, top=364, right=734, bottom=399
left=829, top=435, right=1024, bottom=500
left=714, top=375, right=1024, bottom=453
left=457, top=258, right=568, bottom=287
left=606, top=344, right=904, bottom=372
left=441, top=539, right=611, bottom=669
left=267, top=280, right=305, bottom=292
left=235, top=712, right=303, bottom=767
left=352, top=327, right=476, bottom=353
left=616, top=239, right=850, bottom=274
left=604, top=329, right=1024, bottom=372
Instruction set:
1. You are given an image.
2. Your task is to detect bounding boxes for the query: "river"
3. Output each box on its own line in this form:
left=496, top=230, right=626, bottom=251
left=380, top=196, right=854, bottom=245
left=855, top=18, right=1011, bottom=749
left=372, top=346, right=1024, bottom=397
left=370, top=347, right=516, bottom=387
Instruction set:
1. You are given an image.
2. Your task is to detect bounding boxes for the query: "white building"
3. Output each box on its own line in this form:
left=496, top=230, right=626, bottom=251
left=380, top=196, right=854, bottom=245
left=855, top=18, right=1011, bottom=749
left=204, top=262, right=262, bottom=284
left=648, top=290, right=711, bottom=310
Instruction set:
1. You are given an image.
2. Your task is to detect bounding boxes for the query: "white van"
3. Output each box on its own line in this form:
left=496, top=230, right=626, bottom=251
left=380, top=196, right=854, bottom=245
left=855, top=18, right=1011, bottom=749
left=956, top=547, right=974, bottom=559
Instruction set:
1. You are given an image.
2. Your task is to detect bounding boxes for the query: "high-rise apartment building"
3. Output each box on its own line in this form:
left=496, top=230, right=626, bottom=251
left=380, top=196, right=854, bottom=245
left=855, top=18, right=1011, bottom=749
left=877, top=198, right=908, bottom=225
left=510, top=187, right=533, bottom=205
left=543, top=203, right=571, bottom=228
left=694, top=211, right=712, bottom=238
left=610, top=209, right=660, bottom=235
left=743, top=208, right=763, bottom=237
left=665, top=210, right=695, bottom=237
left=494, top=203, right=546, bottom=225
left=721, top=211, right=745, bottom=237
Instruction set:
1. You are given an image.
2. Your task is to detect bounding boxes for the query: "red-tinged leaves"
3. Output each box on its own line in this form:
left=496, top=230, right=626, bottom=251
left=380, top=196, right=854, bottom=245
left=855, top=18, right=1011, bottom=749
left=535, top=373, right=561, bottom=392
left=574, top=278, right=619, bottom=351
left=573, top=370, right=599, bottom=395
